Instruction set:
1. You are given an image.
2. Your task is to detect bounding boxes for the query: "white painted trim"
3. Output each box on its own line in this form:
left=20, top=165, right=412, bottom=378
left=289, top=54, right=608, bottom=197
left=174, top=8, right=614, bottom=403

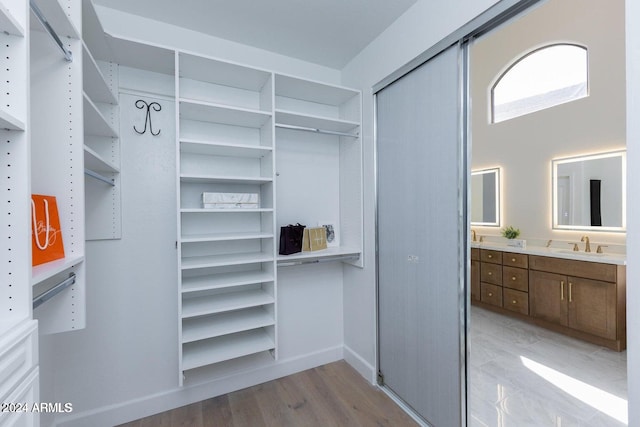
left=343, top=344, right=376, bottom=385
left=53, top=346, right=343, bottom=427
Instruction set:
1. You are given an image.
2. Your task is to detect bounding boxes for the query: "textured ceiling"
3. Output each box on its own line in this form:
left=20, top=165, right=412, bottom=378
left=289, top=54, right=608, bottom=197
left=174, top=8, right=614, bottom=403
left=92, top=0, right=418, bottom=68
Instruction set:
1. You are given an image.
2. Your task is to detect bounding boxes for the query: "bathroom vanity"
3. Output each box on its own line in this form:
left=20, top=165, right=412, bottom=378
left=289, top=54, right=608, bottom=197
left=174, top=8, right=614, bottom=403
left=471, top=245, right=626, bottom=351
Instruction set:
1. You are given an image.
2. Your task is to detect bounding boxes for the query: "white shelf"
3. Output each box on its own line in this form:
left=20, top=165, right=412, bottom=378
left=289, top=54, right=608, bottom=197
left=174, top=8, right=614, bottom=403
left=84, top=145, right=119, bottom=173
left=182, top=271, right=274, bottom=294
left=30, top=0, right=80, bottom=39
left=82, top=0, right=110, bottom=61
left=181, top=252, right=274, bottom=270
left=182, top=288, right=274, bottom=318
left=82, top=44, right=117, bottom=104
left=182, top=307, right=274, bottom=343
left=83, top=93, right=118, bottom=137
left=180, top=139, right=272, bottom=158
left=275, top=74, right=359, bottom=106
left=180, top=99, right=271, bottom=128
left=181, top=208, right=273, bottom=214
left=275, top=109, right=359, bottom=133
left=180, top=174, right=272, bottom=185
left=182, top=329, right=274, bottom=371
left=104, top=34, right=175, bottom=75
left=31, top=255, right=85, bottom=286
left=179, top=53, right=271, bottom=92
left=0, top=108, right=25, bottom=131
left=0, top=2, right=24, bottom=36
left=181, top=232, right=273, bottom=243
left=277, top=247, right=361, bottom=265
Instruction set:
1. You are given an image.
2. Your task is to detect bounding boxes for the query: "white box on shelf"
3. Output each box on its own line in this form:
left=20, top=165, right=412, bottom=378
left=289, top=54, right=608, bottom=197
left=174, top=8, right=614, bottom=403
left=202, top=192, right=259, bottom=209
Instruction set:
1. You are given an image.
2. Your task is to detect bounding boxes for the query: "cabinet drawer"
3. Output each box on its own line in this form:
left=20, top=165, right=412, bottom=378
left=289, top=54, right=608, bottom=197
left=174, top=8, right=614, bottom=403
left=503, top=252, right=528, bottom=268
left=481, top=283, right=503, bottom=307
left=503, top=266, right=528, bottom=292
left=503, top=288, right=529, bottom=315
left=481, top=249, right=502, bottom=264
left=481, top=262, right=502, bottom=285
left=529, top=255, right=616, bottom=282
left=0, top=321, right=38, bottom=402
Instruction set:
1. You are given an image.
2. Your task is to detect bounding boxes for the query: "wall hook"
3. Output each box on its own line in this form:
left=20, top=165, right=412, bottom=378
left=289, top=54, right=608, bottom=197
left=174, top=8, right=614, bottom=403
left=134, top=100, right=162, bottom=136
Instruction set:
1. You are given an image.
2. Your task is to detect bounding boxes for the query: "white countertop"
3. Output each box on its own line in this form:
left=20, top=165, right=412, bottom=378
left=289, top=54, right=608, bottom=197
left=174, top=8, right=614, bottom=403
left=471, top=242, right=626, bottom=265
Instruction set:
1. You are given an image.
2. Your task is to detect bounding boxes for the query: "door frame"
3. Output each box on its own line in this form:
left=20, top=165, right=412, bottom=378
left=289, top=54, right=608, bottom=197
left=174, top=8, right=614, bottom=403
left=373, top=0, right=545, bottom=425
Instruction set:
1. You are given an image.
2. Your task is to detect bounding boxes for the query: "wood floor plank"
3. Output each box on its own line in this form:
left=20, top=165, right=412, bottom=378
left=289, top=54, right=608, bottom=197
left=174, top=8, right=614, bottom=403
left=116, top=361, right=417, bottom=427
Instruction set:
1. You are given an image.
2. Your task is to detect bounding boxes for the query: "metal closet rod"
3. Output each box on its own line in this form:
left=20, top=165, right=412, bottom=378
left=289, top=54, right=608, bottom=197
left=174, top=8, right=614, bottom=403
left=275, top=123, right=359, bottom=139
left=30, top=0, right=73, bottom=62
left=85, top=169, right=115, bottom=186
left=33, top=272, right=76, bottom=309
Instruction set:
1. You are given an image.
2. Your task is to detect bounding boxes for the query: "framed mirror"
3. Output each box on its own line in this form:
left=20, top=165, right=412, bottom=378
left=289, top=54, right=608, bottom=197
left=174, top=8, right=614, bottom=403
left=552, top=150, right=626, bottom=231
left=471, top=167, right=501, bottom=227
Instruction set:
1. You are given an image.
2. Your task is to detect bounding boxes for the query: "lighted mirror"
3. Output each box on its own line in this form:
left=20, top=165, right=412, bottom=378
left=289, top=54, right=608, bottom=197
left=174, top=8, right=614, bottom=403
left=552, top=150, right=626, bottom=231
left=471, top=168, right=501, bottom=226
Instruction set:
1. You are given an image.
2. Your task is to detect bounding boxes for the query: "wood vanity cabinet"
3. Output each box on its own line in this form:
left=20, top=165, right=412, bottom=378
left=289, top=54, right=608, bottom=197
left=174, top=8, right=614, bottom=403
left=471, top=249, right=626, bottom=351
left=529, top=256, right=624, bottom=349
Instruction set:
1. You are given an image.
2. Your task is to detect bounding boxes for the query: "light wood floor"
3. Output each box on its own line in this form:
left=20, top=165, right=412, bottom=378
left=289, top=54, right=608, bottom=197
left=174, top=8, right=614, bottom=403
left=117, top=360, right=418, bottom=427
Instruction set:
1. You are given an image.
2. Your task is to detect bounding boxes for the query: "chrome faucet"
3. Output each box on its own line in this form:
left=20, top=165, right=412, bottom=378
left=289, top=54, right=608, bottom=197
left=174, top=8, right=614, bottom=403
left=581, top=235, right=591, bottom=252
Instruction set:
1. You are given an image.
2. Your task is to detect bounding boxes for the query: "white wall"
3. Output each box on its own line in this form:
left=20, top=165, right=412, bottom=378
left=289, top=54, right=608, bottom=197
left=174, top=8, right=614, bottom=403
left=340, top=0, right=501, bottom=382
left=470, top=0, right=626, bottom=245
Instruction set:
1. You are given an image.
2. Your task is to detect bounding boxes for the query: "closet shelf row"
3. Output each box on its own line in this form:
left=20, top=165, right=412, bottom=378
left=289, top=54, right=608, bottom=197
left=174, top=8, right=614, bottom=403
left=182, top=307, right=274, bottom=344
left=0, top=108, right=25, bottom=131
left=0, top=3, right=24, bottom=36
left=82, top=43, right=117, bottom=105
left=181, top=271, right=274, bottom=294
left=181, top=288, right=274, bottom=318
left=180, top=139, right=272, bottom=158
left=83, top=93, right=118, bottom=137
left=181, top=252, right=274, bottom=270
left=182, top=329, right=274, bottom=371
left=181, top=231, right=273, bottom=243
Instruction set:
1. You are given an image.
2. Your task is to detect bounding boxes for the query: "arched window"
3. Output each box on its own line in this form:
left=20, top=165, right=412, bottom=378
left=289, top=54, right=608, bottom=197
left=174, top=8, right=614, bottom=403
left=491, top=44, right=588, bottom=123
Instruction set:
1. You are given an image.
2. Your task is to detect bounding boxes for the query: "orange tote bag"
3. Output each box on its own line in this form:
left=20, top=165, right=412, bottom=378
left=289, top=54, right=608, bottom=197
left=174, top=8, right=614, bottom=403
left=31, top=195, right=65, bottom=266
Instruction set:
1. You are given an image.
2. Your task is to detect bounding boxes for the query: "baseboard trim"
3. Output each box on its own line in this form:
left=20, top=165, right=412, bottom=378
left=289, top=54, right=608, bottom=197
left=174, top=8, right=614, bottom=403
left=53, top=346, right=343, bottom=427
left=343, top=344, right=376, bottom=384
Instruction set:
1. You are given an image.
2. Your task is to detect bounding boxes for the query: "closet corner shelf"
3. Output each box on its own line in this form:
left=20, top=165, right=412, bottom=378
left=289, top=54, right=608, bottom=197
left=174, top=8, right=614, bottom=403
left=180, top=174, right=272, bottom=185
left=277, top=247, right=361, bottom=266
left=0, top=5, right=24, bottom=36
left=30, top=0, right=80, bottom=39
left=31, top=254, right=85, bottom=287
left=181, top=329, right=274, bottom=371
left=84, top=145, right=119, bottom=173
left=83, top=93, right=119, bottom=137
left=275, top=109, right=359, bottom=134
left=82, top=43, right=118, bottom=105
left=182, top=307, right=274, bottom=344
left=179, top=98, right=272, bottom=128
left=180, top=139, right=273, bottom=158
left=0, top=108, right=25, bottom=131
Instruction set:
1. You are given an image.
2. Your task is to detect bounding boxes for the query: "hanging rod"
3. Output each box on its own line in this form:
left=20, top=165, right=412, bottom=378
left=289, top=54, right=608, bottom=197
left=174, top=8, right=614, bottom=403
left=278, top=254, right=360, bottom=267
left=275, top=123, right=359, bottom=139
left=29, top=0, right=73, bottom=62
left=85, top=169, right=115, bottom=186
left=33, top=273, right=76, bottom=309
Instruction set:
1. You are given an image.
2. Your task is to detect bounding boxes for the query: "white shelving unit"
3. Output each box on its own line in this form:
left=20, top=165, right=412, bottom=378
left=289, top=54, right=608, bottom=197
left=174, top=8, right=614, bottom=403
left=82, top=0, right=121, bottom=240
left=30, top=0, right=86, bottom=334
left=176, top=52, right=277, bottom=383
left=274, top=74, right=363, bottom=267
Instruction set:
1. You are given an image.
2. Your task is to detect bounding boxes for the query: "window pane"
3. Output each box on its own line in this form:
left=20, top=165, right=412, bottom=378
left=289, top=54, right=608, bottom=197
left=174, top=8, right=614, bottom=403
left=492, top=44, right=588, bottom=123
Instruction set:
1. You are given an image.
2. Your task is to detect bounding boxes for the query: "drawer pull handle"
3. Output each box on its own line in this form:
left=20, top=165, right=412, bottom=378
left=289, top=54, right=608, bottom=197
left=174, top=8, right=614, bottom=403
left=512, top=300, right=517, bottom=304
left=488, top=272, right=492, bottom=276
left=511, top=276, right=517, bottom=281
left=488, top=254, right=493, bottom=258
left=569, top=282, right=573, bottom=302
left=511, top=258, right=516, bottom=262
left=561, top=281, right=565, bottom=301
left=488, top=292, right=493, bottom=297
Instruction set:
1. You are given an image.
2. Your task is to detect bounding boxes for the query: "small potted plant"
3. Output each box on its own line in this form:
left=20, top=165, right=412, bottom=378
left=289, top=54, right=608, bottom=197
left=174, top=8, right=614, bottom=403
left=502, top=225, right=526, bottom=248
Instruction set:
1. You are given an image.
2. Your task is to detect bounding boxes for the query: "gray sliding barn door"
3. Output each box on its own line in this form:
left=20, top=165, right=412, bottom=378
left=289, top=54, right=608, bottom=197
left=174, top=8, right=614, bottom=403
left=377, top=45, right=465, bottom=426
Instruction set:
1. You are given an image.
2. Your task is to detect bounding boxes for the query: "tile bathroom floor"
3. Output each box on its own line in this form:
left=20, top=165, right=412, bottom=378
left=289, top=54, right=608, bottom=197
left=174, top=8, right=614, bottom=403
left=470, top=306, right=628, bottom=427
